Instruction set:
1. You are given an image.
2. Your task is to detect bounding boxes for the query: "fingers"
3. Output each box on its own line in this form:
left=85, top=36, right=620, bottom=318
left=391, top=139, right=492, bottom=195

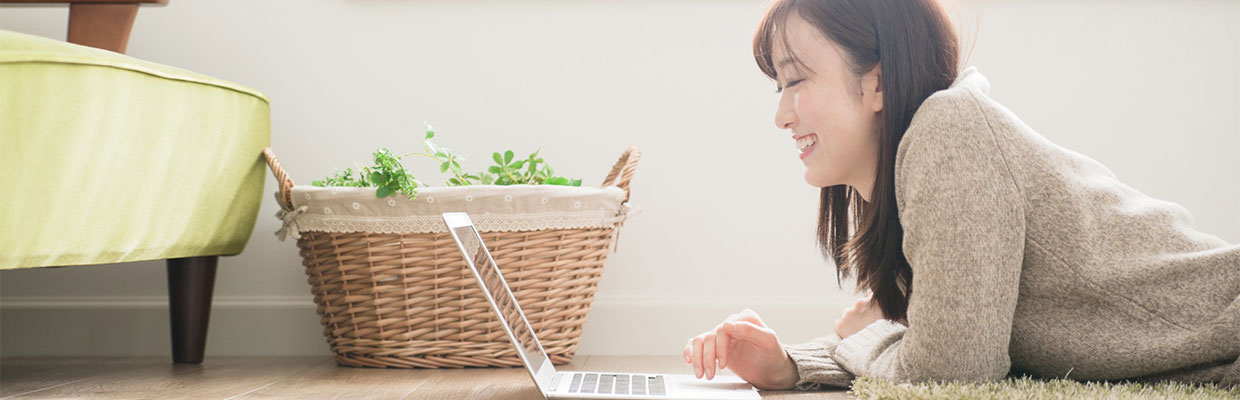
left=702, top=332, right=717, bottom=380
left=725, top=321, right=778, bottom=350
left=681, top=309, right=771, bottom=381
left=685, top=330, right=722, bottom=380
left=683, top=338, right=693, bottom=364
left=692, top=335, right=705, bottom=378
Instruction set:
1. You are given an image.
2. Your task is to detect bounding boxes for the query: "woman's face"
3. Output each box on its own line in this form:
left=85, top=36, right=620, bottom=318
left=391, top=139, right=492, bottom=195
left=772, top=14, right=883, bottom=200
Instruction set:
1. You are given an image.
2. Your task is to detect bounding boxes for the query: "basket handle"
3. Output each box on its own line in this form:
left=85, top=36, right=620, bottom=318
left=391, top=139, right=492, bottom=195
left=263, top=147, right=296, bottom=209
left=601, top=145, right=640, bottom=202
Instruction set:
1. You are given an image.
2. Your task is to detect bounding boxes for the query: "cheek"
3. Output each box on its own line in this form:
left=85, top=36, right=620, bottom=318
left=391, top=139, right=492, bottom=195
left=793, top=91, right=848, bottom=147
left=792, top=92, right=825, bottom=134
left=792, top=91, right=810, bottom=123
left=795, top=89, right=873, bottom=176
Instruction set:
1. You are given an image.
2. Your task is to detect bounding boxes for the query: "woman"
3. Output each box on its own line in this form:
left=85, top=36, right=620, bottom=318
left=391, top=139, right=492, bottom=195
left=682, top=0, right=1239, bottom=390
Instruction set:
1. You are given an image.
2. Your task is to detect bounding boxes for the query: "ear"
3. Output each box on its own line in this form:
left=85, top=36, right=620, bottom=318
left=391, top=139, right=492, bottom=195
left=861, top=64, right=883, bottom=113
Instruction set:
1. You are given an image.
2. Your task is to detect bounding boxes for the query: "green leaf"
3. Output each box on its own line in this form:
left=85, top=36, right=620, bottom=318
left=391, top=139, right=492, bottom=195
left=448, top=178, right=461, bottom=186
left=482, top=174, right=494, bottom=184
left=311, top=180, right=324, bottom=187
left=493, top=152, right=503, bottom=165
left=451, top=160, right=460, bottom=170
left=488, top=166, right=501, bottom=174
left=504, top=150, right=514, bottom=164
left=426, top=141, right=443, bottom=157
left=440, top=162, right=450, bottom=173
left=513, top=160, right=527, bottom=169
left=570, top=178, right=582, bottom=186
left=376, top=186, right=392, bottom=198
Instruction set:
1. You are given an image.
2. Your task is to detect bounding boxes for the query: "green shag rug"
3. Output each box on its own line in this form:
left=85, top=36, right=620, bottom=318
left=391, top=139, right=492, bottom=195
left=849, top=376, right=1239, bottom=399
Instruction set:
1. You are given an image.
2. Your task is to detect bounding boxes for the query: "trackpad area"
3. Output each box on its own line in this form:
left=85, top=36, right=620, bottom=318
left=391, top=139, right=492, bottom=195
left=673, top=376, right=759, bottom=399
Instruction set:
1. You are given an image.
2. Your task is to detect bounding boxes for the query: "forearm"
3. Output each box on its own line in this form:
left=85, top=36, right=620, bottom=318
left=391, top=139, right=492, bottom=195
left=781, top=335, right=854, bottom=390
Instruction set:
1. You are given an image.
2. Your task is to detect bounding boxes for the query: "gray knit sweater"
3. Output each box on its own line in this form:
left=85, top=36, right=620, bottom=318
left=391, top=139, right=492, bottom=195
left=783, top=67, right=1240, bottom=388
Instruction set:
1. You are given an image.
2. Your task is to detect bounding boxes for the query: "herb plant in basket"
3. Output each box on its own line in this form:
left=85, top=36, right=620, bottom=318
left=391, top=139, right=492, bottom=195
left=310, top=124, right=582, bottom=199
left=262, top=130, right=640, bottom=369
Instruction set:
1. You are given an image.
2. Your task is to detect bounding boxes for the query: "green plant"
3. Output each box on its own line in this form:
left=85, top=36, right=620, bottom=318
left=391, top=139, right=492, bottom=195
left=311, top=123, right=582, bottom=199
left=311, top=147, right=421, bottom=199
left=485, top=149, right=582, bottom=187
left=401, top=124, right=482, bottom=187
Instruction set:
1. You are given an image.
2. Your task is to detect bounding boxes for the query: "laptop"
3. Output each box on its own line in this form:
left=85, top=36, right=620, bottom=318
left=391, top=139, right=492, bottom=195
left=442, top=212, right=761, bottom=400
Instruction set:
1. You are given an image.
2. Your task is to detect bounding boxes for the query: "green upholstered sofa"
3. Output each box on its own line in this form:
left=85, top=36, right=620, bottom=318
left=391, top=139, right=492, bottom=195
left=0, top=29, right=270, bottom=363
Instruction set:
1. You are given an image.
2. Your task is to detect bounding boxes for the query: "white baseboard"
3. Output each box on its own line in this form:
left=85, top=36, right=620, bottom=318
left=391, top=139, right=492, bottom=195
left=0, top=295, right=849, bottom=358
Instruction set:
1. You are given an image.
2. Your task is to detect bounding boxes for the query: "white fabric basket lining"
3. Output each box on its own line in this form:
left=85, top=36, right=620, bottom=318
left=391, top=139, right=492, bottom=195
left=275, top=185, right=639, bottom=240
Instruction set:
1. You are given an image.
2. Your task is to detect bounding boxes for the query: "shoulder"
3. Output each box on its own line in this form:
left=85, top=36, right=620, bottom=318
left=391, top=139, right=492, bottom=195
left=897, top=81, right=994, bottom=164
left=894, top=72, right=1025, bottom=210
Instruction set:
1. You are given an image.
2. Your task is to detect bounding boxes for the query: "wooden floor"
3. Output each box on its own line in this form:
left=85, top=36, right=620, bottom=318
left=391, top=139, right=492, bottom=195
left=0, top=356, right=853, bottom=399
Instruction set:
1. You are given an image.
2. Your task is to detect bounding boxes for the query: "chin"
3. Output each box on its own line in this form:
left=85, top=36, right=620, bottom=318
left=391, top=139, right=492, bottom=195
left=803, top=171, right=838, bottom=189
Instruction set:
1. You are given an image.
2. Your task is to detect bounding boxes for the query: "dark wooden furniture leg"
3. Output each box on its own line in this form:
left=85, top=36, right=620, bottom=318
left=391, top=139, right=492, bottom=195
left=166, top=256, right=218, bottom=364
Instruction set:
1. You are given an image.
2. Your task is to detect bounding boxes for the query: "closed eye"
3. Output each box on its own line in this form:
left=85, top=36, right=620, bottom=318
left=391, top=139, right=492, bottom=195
left=775, top=79, right=804, bottom=94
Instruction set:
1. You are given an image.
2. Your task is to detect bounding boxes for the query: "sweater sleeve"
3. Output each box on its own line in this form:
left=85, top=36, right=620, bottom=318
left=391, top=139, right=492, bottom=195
left=831, top=90, right=1027, bottom=383
left=782, top=335, right=854, bottom=390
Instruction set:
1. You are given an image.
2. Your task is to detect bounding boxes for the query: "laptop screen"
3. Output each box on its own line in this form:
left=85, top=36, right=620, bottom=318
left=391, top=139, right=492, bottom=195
left=450, top=223, right=549, bottom=371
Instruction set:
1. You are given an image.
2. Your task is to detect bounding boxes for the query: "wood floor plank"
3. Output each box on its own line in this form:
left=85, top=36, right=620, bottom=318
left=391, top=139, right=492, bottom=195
left=231, top=360, right=445, bottom=399
left=1, top=356, right=852, bottom=399
left=1, top=357, right=155, bottom=398
left=400, top=366, right=543, bottom=400
left=4, top=357, right=324, bottom=400
left=229, top=362, right=415, bottom=399
left=392, top=356, right=590, bottom=400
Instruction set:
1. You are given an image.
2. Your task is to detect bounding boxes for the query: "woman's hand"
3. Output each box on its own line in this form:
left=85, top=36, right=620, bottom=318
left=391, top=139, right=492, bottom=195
left=833, top=294, right=886, bottom=339
left=682, top=309, right=799, bottom=390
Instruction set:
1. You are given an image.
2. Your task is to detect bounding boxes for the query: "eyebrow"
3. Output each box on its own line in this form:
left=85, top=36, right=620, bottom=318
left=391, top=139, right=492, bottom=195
left=776, top=58, right=797, bottom=68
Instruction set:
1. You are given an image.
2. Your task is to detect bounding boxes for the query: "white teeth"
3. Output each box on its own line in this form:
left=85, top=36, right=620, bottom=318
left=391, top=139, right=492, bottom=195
left=796, top=135, right=818, bottom=152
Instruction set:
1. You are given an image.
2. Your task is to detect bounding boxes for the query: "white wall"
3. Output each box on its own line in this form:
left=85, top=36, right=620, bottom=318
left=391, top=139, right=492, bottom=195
left=2, top=0, right=1237, bottom=358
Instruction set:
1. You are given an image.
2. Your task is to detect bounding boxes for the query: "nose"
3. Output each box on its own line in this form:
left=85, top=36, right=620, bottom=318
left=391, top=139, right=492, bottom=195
left=774, top=92, right=797, bottom=130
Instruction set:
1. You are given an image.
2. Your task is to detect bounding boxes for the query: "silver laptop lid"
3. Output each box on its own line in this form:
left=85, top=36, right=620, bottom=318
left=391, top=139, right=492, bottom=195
left=442, top=212, right=558, bottom=398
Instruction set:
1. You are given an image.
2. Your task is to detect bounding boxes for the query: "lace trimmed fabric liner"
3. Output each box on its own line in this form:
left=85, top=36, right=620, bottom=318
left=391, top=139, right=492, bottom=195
left=278, top=184, right=637, bottom=236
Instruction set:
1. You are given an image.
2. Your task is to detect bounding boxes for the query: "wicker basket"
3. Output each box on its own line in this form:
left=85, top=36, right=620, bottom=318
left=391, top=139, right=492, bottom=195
left=262, top=146, right=640, bottom=368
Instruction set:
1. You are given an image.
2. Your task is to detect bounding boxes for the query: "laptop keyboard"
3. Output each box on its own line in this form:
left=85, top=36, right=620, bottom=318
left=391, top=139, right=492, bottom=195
left=561, top=372, right=666, bottom=396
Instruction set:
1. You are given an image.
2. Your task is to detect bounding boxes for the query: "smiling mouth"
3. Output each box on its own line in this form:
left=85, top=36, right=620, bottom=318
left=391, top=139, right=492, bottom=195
left=796, top=134, right=818, bottom=152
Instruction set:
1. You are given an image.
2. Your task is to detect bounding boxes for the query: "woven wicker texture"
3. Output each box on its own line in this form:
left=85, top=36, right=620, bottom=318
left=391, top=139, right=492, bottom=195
left=265, top=146, right=639, bottom=368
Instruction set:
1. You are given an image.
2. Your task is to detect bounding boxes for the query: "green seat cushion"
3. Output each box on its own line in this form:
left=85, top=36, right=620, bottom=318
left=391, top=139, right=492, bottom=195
left=0, top=30, right=270, bottom=269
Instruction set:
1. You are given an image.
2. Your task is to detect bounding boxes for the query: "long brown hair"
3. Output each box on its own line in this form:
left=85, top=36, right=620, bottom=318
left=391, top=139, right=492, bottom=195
left=754, top=0, right=959, bottom=321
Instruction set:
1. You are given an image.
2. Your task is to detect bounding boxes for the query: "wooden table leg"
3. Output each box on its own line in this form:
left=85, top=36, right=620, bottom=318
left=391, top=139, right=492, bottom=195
left=67, top=2, right=139, bottom=53
left=167, top=256, right=218, bottom=364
